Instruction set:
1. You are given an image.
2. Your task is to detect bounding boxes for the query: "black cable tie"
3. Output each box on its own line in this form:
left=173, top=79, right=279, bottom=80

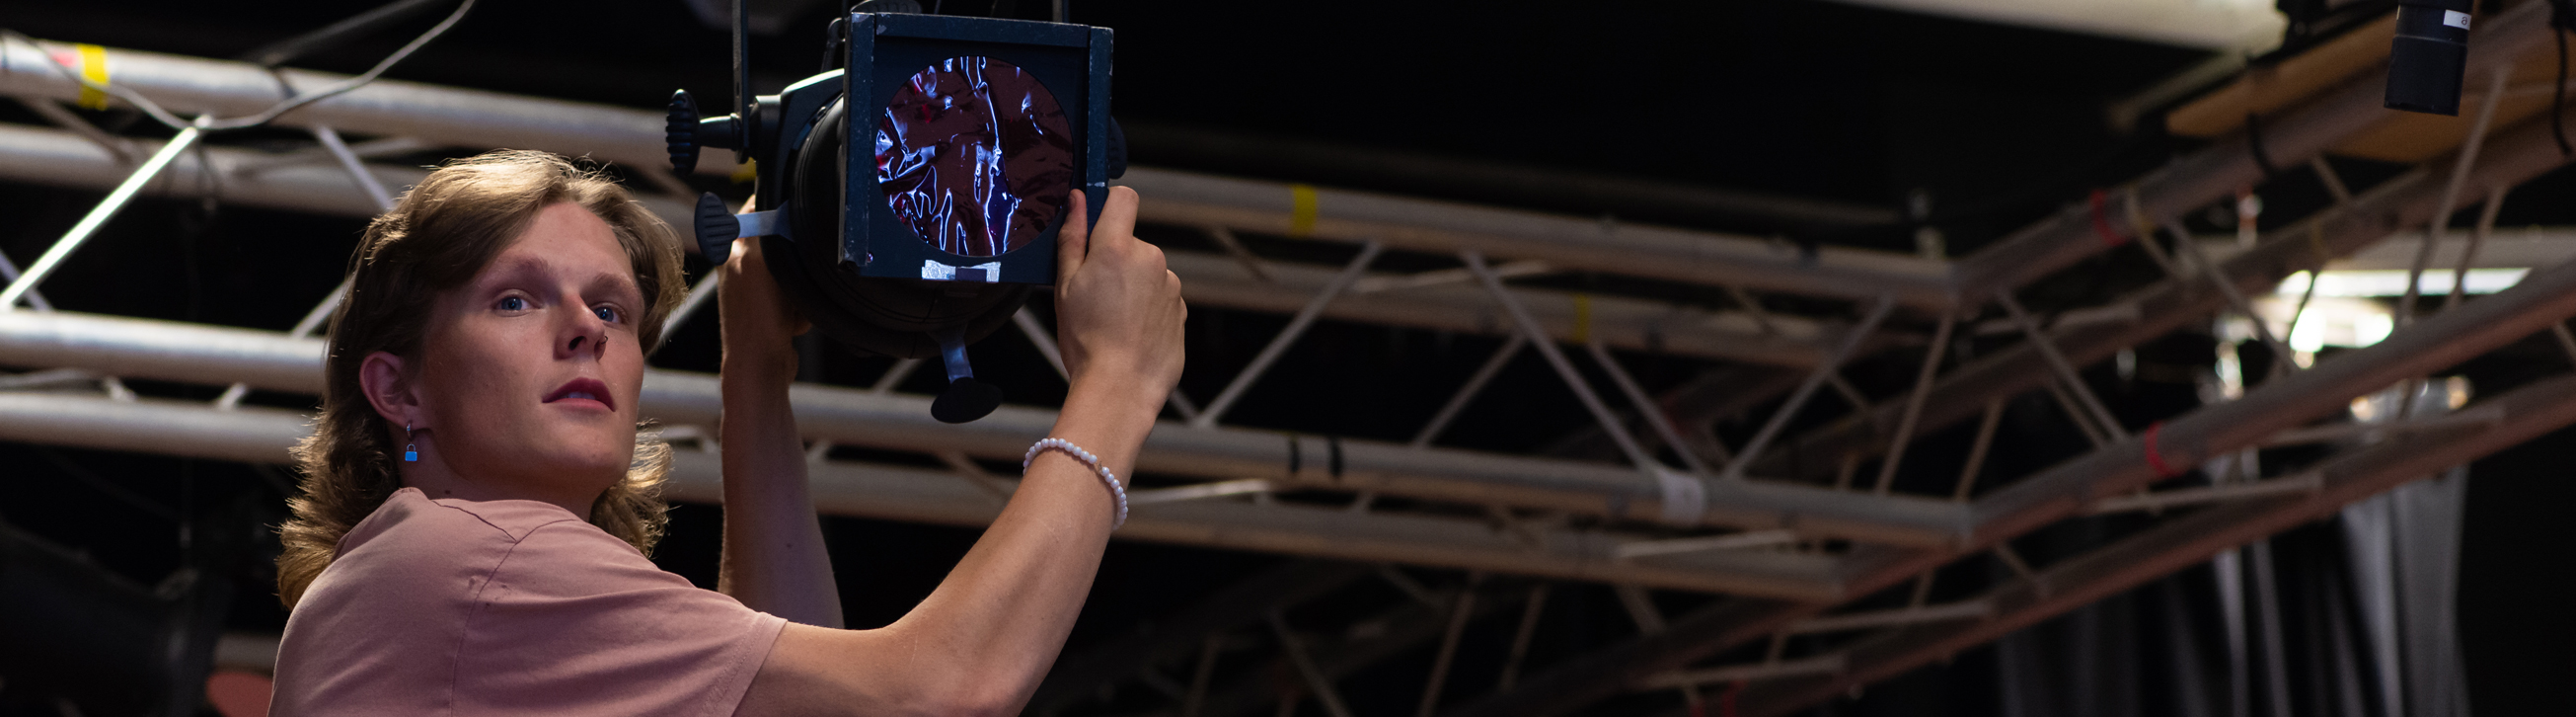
left=2244, top=113, right=2283, bottom=180
left=1327, top=436, right=1344, bottom=479
left=1285, top=434, right=1301, bottom=476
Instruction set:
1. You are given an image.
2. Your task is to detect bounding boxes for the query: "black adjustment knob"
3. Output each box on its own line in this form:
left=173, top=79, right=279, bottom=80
left=932, top=377, right=1003, bottom=424
left=927, top=325, right=1001, bottom=423
left=667, top=90, right=702, bottom=175
left=1104, top=117, right=1128, bottom=181
left=693, top=192, right=737, bottom=264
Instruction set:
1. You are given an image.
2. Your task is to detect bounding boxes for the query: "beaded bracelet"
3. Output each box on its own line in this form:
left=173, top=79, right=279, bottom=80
left=1023, top=438, right=1127, bottom=529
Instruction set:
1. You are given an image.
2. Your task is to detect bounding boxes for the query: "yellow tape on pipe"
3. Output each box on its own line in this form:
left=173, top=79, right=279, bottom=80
left=1288, top=184, right=1317, bottom=237
left=1571, top=293, right=1593, bottom=345
left=73, top=43, right=109, bottom=111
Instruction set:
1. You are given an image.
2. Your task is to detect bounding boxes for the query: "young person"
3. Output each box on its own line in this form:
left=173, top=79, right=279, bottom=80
left=268, top=150, right=1185, bottom=716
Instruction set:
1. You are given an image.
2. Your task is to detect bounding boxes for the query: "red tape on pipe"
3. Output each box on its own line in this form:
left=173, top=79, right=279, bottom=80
left=2142, top=422, right=2186, bottom=479
left=2088, top=190, right=2129, bottom=248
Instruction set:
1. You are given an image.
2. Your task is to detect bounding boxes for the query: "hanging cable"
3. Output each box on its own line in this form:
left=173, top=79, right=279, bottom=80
left=2242, top=113, right=2282, bottom=179
left=239, top=0, right=457, bottom=68
left=2550, top=0, right=2575, bottom=155
left=0, top=0, right=477, bottom=133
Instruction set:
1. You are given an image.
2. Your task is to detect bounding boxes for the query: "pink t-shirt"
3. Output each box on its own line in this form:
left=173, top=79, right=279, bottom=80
left=270, top=488, right=787, bottom=716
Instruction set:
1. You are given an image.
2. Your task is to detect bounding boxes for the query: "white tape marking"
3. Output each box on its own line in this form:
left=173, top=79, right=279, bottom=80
left=1654, top=466, right=1707, bottom=526
left=922, top=260, right=1003, bottom=282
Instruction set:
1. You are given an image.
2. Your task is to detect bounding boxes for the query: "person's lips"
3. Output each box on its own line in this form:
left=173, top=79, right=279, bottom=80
left=543, top=377, right=615, bottom=411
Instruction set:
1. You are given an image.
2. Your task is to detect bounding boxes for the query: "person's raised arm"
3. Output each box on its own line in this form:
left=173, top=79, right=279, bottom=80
left=734, top=187, right=1184, bottom=716
left=716, top=230, right=844, bottom=628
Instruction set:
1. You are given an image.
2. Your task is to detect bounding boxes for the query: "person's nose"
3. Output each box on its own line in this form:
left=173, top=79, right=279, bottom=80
left=560, top=306, right=609, bottom=361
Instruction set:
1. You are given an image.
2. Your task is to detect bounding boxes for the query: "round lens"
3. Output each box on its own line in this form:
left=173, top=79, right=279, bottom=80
left=874, top=56, right=1074, bottom=258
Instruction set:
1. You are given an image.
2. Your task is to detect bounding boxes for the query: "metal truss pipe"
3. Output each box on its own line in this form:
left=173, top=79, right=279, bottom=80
left=1734, top=373, right=2576, bottom=715
left=0, top=35, right=1956, bottom=305
left=1465, top=250, right=1666, bottom=473
left=1450, top=115, right=2576, bottom=717
left=18, top=7, right=2547, bottom=316
left=0, top=121, right=1820, bottom=367
left=1719, top=297, right=1895, bottom=481
left=1451, top=287, right=2576, bottom=710
left=0, top=122, right=692, bottom=230
left=0, top=393, right=305, bottom=465
left=1191, top=241, right=1385, bottom=427
left=715, top=451, right=1850, bottom=599
left=1122, top=167, right=1956, bottom=308
left=0, top=392, right=1849, bottom=598
left=1123, top=121, right=1902, bottom=229
left=1, top=118, right=202, bottom=309
left=0, top=310, right=1972, bottom=548
left=1836, top=226, right=2576, bottom=573
left=0, top=311, right=328, bottom=394
left=1948, top=0, right=2559, bottom=300
left=1661, top=176, right=2576, bottom=703
left=0, top=39, right=682, bottom=175
left=1760, top=113, right=2576, bottom=482
left=1814, top=220, right=2576, bottom=617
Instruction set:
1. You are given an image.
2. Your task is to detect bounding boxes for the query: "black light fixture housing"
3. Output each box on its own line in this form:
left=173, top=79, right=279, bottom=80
left=0, top=518, right=232, bottom=717
left=2386, top=0, right=2476, bottom=116
left=668, top=1, right=1118, bottom=423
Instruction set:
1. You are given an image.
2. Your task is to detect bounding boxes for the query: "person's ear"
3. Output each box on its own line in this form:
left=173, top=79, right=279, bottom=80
left=358, top=351, right=424, bottom=430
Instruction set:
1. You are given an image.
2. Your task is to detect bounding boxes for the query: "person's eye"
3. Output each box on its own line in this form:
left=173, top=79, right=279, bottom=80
left=496, top=295, right=529, bottom=312
left=593, top=305, right=621, bottom=323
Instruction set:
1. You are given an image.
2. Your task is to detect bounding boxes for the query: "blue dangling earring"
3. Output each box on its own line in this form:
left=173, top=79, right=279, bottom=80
left=404, top=423, right=418, bottom=462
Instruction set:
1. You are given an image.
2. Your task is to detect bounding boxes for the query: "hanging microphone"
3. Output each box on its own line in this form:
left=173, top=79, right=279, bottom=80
left=2386, top=0, right=2475, bottom=116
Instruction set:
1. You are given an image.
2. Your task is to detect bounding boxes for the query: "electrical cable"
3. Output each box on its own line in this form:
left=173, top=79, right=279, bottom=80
left=239, top=0, right=455, bottom=68
left=0, top=0, right=477, bottom=133
left=2549, top=0, right=2575, bottom=155
left=2242, top=112, right=2282, bottom=179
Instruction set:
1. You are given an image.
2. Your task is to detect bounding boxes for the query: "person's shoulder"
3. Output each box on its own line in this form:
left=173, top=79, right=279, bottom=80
left=413, top=490, right=590, bottom=543
left=485, top=513, right=688, bottom=598
left=316, top=489, right=583, bottom=593
left=341, top=487, right=575, bottom=546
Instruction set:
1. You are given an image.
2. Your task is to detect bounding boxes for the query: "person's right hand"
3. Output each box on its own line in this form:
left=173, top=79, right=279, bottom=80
left=1052, top=187, right=1185, bottom=414
left=719, top=230, right=809, bottom=379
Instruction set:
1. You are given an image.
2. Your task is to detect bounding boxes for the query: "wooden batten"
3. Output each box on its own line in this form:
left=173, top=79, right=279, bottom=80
left=2167, top=6, right=2568, bottom=164
left=2167, top=13, right=2399, bottom=137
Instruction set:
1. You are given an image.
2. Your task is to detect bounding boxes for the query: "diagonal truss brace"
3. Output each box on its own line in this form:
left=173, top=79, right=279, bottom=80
left=1734, top=372, right=2576, bottom=715
left=1444, top=119, right=2576, bottom=715
left=1757, top=112, right=2576, bottom=482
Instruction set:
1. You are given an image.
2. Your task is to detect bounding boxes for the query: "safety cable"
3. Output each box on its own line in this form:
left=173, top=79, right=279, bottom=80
left=0, top=0, right=477, bottom=133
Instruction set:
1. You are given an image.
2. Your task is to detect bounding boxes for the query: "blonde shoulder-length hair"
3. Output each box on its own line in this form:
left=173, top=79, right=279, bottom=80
left=275, top=150, right=688, bottom=608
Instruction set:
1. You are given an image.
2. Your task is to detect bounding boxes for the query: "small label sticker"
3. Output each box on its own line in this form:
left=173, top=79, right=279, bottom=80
left=2444, top=10, right=2471, bottom=30
left=1651, top=466, right=1707, bottom=526
left=922, top=260, right=1003, bottom=282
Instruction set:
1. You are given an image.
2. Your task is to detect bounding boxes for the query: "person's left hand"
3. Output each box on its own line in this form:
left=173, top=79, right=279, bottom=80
left=1051, top=187, right=1186, bottom=411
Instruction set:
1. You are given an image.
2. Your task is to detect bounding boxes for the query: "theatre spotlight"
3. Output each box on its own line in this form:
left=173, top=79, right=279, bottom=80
left=668, top=0, right=1120, bottom=423
left=2385, top=0, right=2475, bottom=115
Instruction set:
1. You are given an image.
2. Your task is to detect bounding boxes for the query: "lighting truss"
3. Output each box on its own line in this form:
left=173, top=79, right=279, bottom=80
left=4, top=5, right=2576, bottom=715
